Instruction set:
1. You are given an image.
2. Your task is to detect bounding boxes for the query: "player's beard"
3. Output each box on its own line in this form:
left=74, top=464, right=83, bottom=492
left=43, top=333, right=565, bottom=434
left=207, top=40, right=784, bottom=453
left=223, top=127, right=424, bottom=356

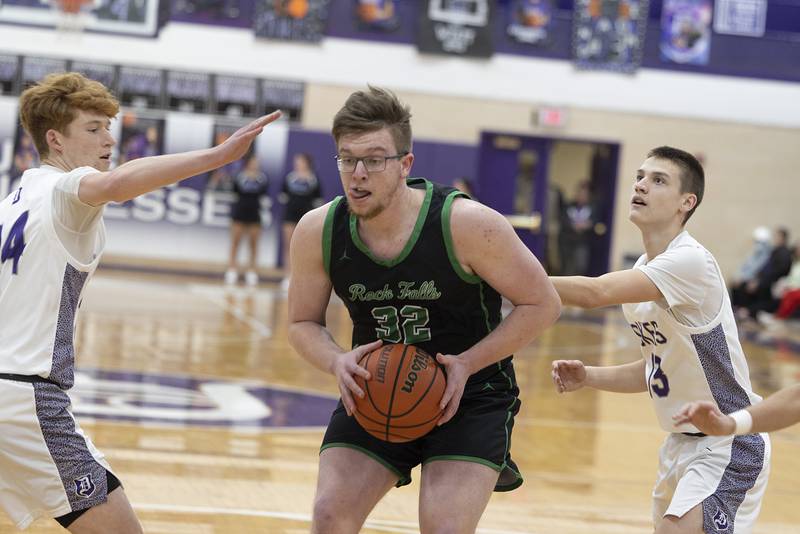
left=349, top=176, right=404, bottom=221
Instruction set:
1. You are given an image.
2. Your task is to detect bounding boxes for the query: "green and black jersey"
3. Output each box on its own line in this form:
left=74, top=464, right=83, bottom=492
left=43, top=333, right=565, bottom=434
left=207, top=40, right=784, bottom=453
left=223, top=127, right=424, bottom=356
left=323, top=178, right=512, bottom=384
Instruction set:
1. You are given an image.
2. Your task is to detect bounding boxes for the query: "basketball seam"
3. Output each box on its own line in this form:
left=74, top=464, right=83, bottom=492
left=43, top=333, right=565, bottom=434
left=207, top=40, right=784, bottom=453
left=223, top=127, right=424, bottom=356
left=391, top=350, right=443, bottom=419
left=384, top=345, right=409, bottom=441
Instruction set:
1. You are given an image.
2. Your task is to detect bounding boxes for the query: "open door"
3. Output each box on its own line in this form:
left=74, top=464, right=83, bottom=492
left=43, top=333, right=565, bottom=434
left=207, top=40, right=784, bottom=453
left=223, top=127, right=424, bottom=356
left=476, top=132, right=551, bottom=259
left=477, top=132, right=619, bottom=275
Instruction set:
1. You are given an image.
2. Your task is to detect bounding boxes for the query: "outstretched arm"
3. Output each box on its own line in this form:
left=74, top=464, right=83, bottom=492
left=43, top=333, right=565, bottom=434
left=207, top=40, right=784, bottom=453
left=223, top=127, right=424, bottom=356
left=78, top=111, right=281, bottom=205
left=552, top=358, right=647, bottom=394
left=673, top=384, right=800, bottom=435
left=551, top=269, right=662, bottom=308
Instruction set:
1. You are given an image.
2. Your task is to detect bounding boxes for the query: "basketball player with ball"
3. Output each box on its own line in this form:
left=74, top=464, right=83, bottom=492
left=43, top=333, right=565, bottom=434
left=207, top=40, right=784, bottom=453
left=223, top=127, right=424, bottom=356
left=288, top=86, right=561, bottom=533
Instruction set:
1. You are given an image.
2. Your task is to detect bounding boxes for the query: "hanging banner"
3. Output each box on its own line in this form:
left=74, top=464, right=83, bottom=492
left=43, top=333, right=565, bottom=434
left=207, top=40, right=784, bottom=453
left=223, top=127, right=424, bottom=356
left=118, top=66, right=164, bottom=109
left=713, top=0, right=766, bottom=37
left=417, top=0, right=495, bottom=58
left=21, top=57, right=67, bottom=88
left=214, top=75, right=259, bottom=117
left=507, top=0, right=554, bottom=47
left=69, top=61, right=117, bottom=91
left=166, top=70, right=211, bottom=113
left=253, top=0, right=330, bottom=42
left=572, top=0, right=649, bottom=73
left=0, top=55, right=19, bottom=95
left=354, top=0, right=400, bottom=32
left=660, top=0, right=712, bottom=65
left=170, top=0, right=253, bottom=29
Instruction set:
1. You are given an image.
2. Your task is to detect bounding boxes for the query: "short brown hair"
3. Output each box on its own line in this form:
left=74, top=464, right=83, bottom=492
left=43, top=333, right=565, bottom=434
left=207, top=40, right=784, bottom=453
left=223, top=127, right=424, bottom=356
left=19, top=72, right=119, bottom=158
left=331, top=86, right=412, bottom=153
left=647, top=146, right=705, bottom=224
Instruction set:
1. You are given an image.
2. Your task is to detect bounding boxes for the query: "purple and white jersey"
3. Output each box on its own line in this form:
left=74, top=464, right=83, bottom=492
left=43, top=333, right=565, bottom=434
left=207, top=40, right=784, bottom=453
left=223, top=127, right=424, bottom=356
left=623, top=231, right=761, bottom=433
left=0, top=165, right=105, bottom=389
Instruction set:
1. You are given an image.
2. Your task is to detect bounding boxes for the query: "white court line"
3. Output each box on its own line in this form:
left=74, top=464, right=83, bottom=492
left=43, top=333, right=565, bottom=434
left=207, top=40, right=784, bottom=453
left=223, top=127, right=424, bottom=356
left=132, top=503, right=535, bottom=534
left=189, top=285, right=272, bottom=338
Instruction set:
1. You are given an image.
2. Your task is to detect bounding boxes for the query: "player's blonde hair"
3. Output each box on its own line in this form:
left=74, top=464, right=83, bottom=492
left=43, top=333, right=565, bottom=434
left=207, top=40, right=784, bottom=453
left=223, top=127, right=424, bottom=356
left=19, top=72, right=119, bottom=158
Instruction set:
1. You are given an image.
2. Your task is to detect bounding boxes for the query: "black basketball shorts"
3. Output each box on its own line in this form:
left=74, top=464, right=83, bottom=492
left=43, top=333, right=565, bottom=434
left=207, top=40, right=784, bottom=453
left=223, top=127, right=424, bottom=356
left=320, top=361, right=523, bottom=492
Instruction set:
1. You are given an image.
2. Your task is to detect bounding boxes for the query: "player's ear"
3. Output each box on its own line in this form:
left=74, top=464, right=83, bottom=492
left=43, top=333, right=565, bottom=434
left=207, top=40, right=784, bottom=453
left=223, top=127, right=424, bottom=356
left=45, top=129, right=64, bottom=154
left=681, top=192, right=697, bottom=213
left=400, top=152, right=414, bottom=178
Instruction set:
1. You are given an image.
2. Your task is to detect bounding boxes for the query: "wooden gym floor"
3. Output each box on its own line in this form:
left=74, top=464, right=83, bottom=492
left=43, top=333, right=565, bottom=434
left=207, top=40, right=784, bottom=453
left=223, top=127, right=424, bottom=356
left=3, top=271, right=798, bottom=533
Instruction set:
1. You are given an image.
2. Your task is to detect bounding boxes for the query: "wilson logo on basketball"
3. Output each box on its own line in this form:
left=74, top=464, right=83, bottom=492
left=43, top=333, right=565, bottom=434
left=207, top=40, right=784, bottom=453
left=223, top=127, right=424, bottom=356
left=375, top=348, right=390, bottom=383
left=401, top=352, right=429, bottom=393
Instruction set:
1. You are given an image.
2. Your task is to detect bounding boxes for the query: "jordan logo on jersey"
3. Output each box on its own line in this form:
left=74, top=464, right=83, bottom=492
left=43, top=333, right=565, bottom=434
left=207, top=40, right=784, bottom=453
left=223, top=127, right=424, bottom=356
left=74, top=474, right=96, bottom=498
left=713, top=506, right=729, bottom=530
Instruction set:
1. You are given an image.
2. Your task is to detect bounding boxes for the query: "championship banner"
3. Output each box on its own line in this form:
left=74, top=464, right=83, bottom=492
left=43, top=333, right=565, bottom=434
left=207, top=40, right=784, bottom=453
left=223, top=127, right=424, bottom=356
left=507, top=0, right=554, bottom=47
left=713, top=0, right=766, bottom=37
left=0, top=0, right=163, bottom=37
left=660, top=0, right=712, bottom=65
left=0, top=55, right=19, bottom=95
left=572, top=0, right=649, bottom=73
left=354, top=0, right=400, bottom=32
left=214, top=75, right=259, bottom=117
left=69, top=61, right=117, bottom=91
left=253, top=0, right=330, bottom=42
left=166, top=70, right=211, bottom=113
left=118, top=66, right=164, bottom=109
left=417, top=0, right=494, bottom=57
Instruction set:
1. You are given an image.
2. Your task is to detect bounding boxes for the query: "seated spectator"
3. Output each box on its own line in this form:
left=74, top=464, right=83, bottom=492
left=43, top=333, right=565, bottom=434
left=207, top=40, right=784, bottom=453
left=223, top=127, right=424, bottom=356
left=758, top=243, right=800, bottom=327
left=740, top=227, right=792, bottom=320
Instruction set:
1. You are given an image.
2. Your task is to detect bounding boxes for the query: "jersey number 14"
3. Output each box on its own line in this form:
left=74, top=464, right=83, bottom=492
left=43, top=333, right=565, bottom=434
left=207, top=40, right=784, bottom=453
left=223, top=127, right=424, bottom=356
left=1, top=211, right=29, bottom=275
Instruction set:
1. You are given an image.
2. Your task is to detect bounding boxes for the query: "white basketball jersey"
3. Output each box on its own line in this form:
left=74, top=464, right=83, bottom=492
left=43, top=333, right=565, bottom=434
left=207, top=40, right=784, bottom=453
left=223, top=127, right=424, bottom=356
left=0, top=165, right=105, bottom=389
left=622, top=232, right=761, bottom=433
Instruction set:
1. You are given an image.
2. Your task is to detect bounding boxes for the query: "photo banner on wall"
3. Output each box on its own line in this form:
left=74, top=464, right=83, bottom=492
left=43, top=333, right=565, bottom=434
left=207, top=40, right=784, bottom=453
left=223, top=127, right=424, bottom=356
left=417, top=0, right=495, bottom=58
left=713, top=0, right=766, bottom=37
left=253, top=0, right=330, bottom=42
left=572, top=0, right=649, bottom=73
left=0, top=0, right=163, bottom=37
left=166, top=70, right=211, bottom=113
left=507, top=0, right=555, bottom=47
left=660, top=0, right=712, bottom=65
left=354, top=0, right=400, bottom=32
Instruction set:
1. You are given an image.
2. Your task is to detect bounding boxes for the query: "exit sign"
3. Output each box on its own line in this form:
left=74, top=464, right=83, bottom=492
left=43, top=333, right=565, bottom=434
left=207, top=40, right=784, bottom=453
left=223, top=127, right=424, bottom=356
left=536, top=106, right=569, bottom=128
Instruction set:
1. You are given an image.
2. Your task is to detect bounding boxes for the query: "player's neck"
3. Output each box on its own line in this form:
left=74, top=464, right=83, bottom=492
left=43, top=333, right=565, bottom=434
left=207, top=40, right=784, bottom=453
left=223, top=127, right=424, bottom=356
left=41, top=154, right=73, bottom=173
left=359, top=186, right=421, bottom=240
left=640, top=222, right=685, bottom=261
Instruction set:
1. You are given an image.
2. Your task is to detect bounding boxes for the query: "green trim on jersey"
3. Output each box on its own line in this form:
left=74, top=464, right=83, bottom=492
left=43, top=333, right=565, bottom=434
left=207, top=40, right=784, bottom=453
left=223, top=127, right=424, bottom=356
left=441, top=190, right=481, bottom=284
left=348, top=180, right=434, bottom=267
left=322, top=196, right=343, bottom=277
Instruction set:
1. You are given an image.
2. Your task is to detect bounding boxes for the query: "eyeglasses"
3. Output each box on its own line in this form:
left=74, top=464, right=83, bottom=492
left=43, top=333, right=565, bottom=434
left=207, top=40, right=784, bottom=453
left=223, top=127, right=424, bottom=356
left=334, top=153, right=408, bottom=173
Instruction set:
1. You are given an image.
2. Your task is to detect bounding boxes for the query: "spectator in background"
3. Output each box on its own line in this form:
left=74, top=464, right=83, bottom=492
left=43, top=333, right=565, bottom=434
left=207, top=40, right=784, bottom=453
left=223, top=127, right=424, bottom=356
left=217, top=155, right=270, bottom=286
left=730, top=226, right=772, bottom=310
left=739, top=227, right=792, bottom=321
left=757, top=242, right=800, bottom=328
left=280, top=152, right=321, bottom=289
left=453, top=176, right=476, bottom=199
left=11, top=131, right=38, bottom=179
left=558, top=180, right=595, bottom=276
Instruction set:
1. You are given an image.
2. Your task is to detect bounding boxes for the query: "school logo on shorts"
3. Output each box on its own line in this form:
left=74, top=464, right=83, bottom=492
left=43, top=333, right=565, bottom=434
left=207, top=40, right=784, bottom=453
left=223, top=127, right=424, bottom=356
left=713, top=506, right=729, bottom=530
left=74, top=474, right=96, bottom=498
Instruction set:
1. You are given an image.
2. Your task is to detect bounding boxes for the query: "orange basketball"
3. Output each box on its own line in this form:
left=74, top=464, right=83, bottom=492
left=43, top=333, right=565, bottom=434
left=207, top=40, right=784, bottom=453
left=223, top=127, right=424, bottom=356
left=353, top=344, right=446, bottom=443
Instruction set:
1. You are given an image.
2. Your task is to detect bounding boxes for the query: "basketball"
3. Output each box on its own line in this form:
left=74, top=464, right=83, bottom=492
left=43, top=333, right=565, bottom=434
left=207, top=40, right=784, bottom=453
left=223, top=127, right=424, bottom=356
left=353, top=344, right=446, bottom=443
